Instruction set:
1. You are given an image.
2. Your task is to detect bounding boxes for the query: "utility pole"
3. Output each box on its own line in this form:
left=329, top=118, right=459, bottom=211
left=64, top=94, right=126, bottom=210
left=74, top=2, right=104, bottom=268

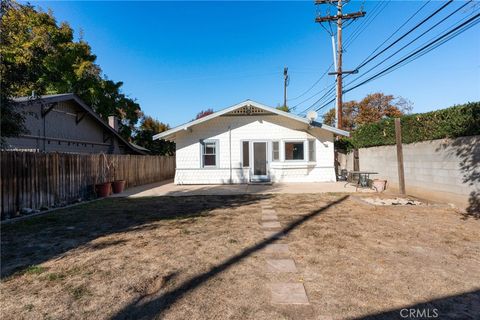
left=395, top=118, right=406, bottom=195
left=315, top=0, right=365, bottom=129
left=283, top=67, right=289, bottom=108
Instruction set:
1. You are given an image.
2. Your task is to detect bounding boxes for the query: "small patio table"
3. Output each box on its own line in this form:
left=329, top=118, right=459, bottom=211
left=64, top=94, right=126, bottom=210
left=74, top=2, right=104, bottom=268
left=345, top=171, right=379, bottom=191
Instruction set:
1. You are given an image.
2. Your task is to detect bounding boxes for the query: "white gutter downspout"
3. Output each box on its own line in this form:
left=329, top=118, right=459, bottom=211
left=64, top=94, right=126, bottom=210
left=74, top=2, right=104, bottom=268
left=228, top=126, right=232, bottom=184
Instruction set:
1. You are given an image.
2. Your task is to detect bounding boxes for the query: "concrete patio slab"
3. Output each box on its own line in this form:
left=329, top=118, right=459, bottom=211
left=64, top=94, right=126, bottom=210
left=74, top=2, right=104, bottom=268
left=266, top=258, right=297, bottom=273
left=264, top=243, right=290, bottom=255
left=262, top=221, right=281, bottom=229
left=112, top=180, right=375, bottom=198
left=269, top=283, right=309, bottom=304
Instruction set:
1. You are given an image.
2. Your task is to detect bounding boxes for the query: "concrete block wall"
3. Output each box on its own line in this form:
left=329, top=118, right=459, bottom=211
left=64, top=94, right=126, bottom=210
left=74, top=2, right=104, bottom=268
left=357, top=136, right=479, bottom=209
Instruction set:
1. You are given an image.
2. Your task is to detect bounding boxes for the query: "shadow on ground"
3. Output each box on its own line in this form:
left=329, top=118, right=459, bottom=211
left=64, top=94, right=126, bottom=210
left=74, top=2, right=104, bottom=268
left=355, top=289, right=480, bottom=320
left=0, top=194, right=270, bottom=278
left=109, top=195, right=349, bottom=320
left=438, top=135, right=479, bottom=219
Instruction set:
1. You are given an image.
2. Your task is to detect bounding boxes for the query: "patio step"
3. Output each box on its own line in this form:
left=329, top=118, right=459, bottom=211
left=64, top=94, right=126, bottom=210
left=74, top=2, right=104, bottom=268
left=248, top=181, right=273, bottom=185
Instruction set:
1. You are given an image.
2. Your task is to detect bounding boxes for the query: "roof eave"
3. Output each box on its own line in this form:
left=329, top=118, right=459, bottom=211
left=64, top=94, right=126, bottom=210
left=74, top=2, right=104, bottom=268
left=153, top=99, right=350, bottom=139
left=14, top=94, right=147, bottom=154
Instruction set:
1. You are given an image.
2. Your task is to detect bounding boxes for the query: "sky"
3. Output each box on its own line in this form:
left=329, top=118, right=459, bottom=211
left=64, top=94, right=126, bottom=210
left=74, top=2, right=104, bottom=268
left=29, top=1, right=480, bottom=127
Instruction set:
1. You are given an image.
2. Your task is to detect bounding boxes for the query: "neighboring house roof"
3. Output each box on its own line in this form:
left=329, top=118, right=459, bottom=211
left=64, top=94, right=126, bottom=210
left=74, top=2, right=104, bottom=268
left=153, top=99, right=349, bottom=141
left=13, top=93, right=148, bottom=155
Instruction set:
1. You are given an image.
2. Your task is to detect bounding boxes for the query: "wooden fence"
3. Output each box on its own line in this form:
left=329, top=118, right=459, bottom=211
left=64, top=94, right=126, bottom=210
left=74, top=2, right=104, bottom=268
left=0, top=152, right=175, bottom=220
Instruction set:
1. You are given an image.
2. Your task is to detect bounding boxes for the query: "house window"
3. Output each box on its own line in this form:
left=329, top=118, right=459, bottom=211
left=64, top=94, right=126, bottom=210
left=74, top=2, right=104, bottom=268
left=242, top=141, right=249, bottom=167
left=201, top=140, right=218, bottom=167
left=284, top=141, right=304, bottom=160
left=272, top=141, right=280, bottom=161
left=308, top=140, right=316, bottom=162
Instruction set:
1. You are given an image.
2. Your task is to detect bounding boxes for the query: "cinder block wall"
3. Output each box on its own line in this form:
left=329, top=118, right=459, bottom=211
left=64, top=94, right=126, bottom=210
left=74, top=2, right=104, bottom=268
left=357, top=135, right=479, bottom=209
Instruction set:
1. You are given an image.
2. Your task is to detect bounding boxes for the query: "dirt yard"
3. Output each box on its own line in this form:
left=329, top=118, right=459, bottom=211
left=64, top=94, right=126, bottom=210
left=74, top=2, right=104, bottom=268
left=1, top=194, right=479, bottom=320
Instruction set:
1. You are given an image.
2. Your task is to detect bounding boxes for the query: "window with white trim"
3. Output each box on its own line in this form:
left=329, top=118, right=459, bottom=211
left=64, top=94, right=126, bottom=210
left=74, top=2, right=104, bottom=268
left=308, top=140, right=316, bottom=161
left=272, top=141, right=280, bottom=161
left=242, top=141, right=249, bottom=167
left=284, top=141, right=304, bottom=160
left=201, top=140, right=218, bottom=167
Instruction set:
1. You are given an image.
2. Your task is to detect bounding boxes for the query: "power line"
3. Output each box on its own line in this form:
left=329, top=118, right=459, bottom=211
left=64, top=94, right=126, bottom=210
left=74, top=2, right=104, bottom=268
left=344, top=0, right=391, bottom=49
left=295, top=81, right=337, bottom=115
left=355, top=0, right=454, bottom=71
left=288, top=63, right=333, bottom=102
left=353, top=0, right=431, bottom=70
left=311, top=3, right=479, bottom=116
left=343, top=12, right=480, bottom=96
left=348, top=0, right=474, bottom=88
left=342, top=1, right=383, bottom=44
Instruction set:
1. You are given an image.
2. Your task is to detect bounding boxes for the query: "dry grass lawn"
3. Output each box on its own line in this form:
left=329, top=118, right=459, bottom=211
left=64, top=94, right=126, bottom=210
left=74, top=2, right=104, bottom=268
left=1, top=193, right=479, bottom=320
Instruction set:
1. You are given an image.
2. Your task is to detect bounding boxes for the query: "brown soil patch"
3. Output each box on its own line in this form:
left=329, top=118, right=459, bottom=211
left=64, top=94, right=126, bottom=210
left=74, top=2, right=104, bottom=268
left=1, top=193, right=479, bottom=319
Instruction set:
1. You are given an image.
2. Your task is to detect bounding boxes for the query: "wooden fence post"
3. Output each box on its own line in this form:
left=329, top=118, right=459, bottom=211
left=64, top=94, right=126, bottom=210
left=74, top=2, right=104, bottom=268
left=395, top=118, right=406, bottom=195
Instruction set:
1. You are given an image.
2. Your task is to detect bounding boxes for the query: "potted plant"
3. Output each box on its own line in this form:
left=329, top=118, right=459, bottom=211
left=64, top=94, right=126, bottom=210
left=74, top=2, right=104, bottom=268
left=110, top=158, right=126, bottom=193
left=94, top=154, right=113, bottom=197
left=112, top=180, right=126, bottom=193
left=95, top=181, right=111, bottom=197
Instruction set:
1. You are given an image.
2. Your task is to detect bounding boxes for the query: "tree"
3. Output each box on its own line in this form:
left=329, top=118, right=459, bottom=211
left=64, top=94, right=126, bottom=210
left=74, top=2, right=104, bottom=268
left=195, top=109, right=214, bottom=120
left=133, top=116, right=175, bottom=155
left=323, top=92, right=412, bottom=130
left=0, top=0, right=141, bottom=141
left=0, top=0, right=33, bottom=143
left=323, top=101, right=357, bottom=131
left=276, top=105, right=290, bottom=113
left=356, top=93, right=403, bottom=125
left=0, top=98, right=28, bottom=146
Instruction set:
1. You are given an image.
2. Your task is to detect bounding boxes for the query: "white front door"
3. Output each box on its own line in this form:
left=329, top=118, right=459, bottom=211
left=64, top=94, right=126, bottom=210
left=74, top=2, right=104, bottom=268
left=252, top=142, right=269, bottom=181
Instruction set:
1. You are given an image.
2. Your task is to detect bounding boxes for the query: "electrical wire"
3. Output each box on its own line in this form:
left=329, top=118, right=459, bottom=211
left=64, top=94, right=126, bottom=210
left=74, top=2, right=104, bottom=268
left=347, top=14, right=480, bottom=92
left=343, top=0, right=384, bottom=46
left=288, top=63, right=333, bottom=102
left=347, top=0, right=474, bottom=88
left=312, top=11, right=480, bottom=114
left=308, top=1, right=478, bottom=116
left=353, top=0, right=432, bottom=71
left=355, top=0, right=454, bottom=71
left=294, top=81, right=336, bottom=115
left=344, top=0, right=391, bottom=49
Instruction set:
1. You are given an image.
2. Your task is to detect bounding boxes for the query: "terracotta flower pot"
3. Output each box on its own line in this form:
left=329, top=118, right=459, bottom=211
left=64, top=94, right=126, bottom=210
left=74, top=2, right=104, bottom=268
left=95, top=182, right=111, bottom=198
left=112, top=180, right=126, bottom=194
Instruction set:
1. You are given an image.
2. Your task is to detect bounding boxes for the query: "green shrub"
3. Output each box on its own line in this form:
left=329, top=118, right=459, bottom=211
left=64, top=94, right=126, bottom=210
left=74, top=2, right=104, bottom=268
left=351, top=102, right=480, bottom=148
left=334, top=137, right=355, bottom=153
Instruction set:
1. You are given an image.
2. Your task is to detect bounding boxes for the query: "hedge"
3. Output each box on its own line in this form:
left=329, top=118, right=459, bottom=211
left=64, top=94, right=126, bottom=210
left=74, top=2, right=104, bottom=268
left=349, top=102, right=480, bottom=149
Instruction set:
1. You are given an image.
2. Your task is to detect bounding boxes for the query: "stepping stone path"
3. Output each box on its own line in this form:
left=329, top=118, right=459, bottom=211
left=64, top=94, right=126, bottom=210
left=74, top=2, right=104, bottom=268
left=261, top=214, right=278, bottom=221
left=266, top=258, right=297, bottom=273
left=263, top=230, right=285, bottom=239
left=262, top=221, right=282, bottom=229
left=269, top=283, right=310, bottom=304
left=260, top=201, right=310, bottom=305
left=264, top=243, right=290, bottom=255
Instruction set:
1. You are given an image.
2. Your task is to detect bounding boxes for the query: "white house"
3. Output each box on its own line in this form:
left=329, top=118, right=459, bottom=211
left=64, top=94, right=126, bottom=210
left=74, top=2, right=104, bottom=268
left=154, top=100, right=349, bottom=184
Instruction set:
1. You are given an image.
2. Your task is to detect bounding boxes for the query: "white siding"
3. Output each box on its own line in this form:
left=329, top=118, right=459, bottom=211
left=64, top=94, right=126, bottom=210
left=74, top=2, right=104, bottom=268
left=173, top=115, right=336, bottom=184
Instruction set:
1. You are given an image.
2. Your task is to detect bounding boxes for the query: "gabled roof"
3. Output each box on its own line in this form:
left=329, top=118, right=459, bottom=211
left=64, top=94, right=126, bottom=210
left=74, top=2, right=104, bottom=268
left=153, top=100, right=349, bottom=140
left=13, top=93, right=147, bottom=155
